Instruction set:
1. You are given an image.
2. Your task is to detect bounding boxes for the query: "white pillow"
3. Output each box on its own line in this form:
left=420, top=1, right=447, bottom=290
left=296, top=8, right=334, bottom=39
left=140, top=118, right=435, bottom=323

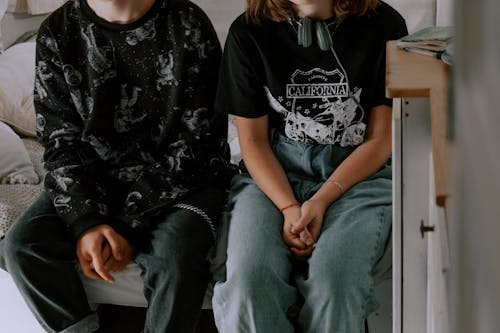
left=0, top=120, right=39, bottom=184
left=0, top=41, right=36, bottom=136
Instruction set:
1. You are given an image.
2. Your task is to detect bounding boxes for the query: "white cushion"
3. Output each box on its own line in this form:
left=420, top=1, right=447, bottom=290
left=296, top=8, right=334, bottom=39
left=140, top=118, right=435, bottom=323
left=0, top=121, right=38, bottom=184
left=0, top=42, right=36, bottom=136
left=81, top=263, right=148, bottom=308
left=80, top=263, right=214, bottom=309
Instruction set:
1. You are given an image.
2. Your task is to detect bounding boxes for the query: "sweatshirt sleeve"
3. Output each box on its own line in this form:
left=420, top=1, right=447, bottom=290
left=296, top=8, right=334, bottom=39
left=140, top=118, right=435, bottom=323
left=34, top=24, right=130, bottom=240
left=178, top=5, right=234, bottom=184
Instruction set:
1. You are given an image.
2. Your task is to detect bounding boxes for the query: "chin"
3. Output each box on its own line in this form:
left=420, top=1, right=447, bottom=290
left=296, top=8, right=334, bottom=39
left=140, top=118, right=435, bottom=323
left=289, top=0, right=315, bottom=4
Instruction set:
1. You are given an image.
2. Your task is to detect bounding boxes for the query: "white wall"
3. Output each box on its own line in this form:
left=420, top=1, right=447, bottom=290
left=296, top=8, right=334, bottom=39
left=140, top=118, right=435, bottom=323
left=436, top=0, right=453, bottom=26
left=384, top=0, right=436, bottom=33
left=0, top=0, right=6, bottom=50
left=0, top=12, right=46, bottom=48
left=0, top=1, right=246, bottom=50
left=195, top=0, right=454, bottom=43
left=450, top=0, right=500, bottom=331
left=1, top=0, right=454, bottom=49
left=192, top=0, right=245, bottom=45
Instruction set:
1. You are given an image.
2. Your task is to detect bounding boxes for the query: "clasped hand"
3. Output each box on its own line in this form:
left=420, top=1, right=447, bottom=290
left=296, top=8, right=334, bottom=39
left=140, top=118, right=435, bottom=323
left=282, top=199, right=327, bottom=259
left=76, top=224, right=135, bottom=283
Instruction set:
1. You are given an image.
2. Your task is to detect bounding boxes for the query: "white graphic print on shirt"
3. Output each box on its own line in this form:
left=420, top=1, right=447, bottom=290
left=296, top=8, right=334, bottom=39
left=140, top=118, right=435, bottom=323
left=156, top=51, right=178, bottom=90
left=80, top=24, right=113, bottom=74
left=35, top=61, right=53, bottom=101
left=53, top=194, right=72, bottom=214
left=266, top=68, right=366, bottom=146
left=80, top=23, right=117, bottom=87
left=114, top=84, right=145, bottom=133
left=124, top=16, right=157, bottom=46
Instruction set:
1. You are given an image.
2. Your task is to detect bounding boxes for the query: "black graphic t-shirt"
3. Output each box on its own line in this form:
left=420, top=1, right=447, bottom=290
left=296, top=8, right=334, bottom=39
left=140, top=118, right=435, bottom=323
left=34, top=0, right=233, bottom=244
left=217, top=1, right=408, bottom=146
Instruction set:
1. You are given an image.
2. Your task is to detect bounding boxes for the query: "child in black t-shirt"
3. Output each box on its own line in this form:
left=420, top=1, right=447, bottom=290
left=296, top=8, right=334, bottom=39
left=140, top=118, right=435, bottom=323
left=213, top=0, right=407, bottom=332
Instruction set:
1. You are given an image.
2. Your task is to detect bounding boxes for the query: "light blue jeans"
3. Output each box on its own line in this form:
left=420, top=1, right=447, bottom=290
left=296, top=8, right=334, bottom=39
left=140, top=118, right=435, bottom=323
left=212, top=132, right=392, bottom=333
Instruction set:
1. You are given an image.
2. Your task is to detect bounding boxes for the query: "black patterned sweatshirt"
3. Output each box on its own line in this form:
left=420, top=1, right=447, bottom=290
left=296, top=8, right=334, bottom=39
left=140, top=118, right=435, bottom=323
left=34, top=0, right=233, bottom=246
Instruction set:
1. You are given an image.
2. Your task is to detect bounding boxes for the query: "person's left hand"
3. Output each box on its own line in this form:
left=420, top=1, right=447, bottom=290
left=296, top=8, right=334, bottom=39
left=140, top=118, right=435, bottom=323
left=289, top=199, right=328, bottom=259
left=78, top=225, right=135, bottom=281
left=99, top=231, right=135, bottom=274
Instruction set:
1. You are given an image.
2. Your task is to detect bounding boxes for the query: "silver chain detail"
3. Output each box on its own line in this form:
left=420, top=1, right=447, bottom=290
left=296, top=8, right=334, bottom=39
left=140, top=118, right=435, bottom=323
left=172, top=204, right=216, bottom=241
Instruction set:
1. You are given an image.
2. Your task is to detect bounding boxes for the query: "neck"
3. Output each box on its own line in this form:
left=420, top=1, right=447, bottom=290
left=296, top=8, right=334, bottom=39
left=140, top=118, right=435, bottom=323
left=291, top=0, right=334, bottom=21
left=86, top=0, right=156, bottom=24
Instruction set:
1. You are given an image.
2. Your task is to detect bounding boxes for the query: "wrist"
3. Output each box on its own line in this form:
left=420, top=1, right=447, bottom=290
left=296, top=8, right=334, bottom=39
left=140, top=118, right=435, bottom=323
left=305, top=197, right=329, bottom=212
left=279, top=202, right=300, bottom=214
left=324, top=179, right=345, bottom=195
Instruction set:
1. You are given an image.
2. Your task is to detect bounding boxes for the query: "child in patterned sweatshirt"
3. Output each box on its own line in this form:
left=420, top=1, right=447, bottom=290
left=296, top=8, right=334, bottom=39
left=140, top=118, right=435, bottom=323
left=0, top=0, right=234, bottom=332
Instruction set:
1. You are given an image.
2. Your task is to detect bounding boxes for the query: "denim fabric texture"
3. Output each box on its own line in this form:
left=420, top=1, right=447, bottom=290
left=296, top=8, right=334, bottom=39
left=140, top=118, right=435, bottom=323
left=212, top=132, right=392, bottom=333
left=0, top=187, right=223, bottom=333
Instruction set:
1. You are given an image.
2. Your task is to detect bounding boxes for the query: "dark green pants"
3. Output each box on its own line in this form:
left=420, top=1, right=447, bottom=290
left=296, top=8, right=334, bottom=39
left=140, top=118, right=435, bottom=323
left=0, top=187, right=223, bottom=333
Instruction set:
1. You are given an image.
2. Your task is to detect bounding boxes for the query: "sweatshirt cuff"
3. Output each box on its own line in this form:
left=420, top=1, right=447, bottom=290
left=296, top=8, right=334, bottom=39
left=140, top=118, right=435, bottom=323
left=70, top=213, right=108, bottom=240
left=109, top=219, right=147, bottom=250
left=70, top=214, right=146, bottom=250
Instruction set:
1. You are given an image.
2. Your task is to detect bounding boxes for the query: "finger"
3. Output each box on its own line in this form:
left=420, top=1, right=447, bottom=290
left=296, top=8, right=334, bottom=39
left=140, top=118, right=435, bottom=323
left=291, top=215, right=311, bottom=234
left=291, top=220, right=307, bottom=234
left=291, top=245, right=313, bottom=256
left=101, top=242, right=112, bottom=263
left=103, top=230, right=123, bottom=261
left=283, top=231, right=308, bottom=250
left=103, top=257, right=118, bottom=273
left=113, top=258, right=131, bottom=273
left=77, top=247, right=92, bottom=261
left=95, top=243, right=112, bottom=270
left=299, top=229, right=314, bottom=246
left=91, top=249, right=115, bottom=283
left=77, top=255, right=102, bottom=280
left=290, top=246, right=313, bottom=260
left=309, top=218, right=324, bottom=243
left=83, top=266, right=102, bottom=280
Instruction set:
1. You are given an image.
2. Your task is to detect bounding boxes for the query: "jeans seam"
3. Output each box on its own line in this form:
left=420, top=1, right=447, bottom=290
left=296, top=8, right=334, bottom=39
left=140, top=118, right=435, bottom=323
left=360, top=207, right=387, bottom=332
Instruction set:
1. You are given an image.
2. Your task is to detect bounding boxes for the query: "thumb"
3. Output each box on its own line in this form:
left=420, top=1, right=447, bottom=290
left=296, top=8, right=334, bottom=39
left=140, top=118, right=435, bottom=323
left=299, top=229, right=314, bottom=246
left=291, top=216, right=308, bottom=234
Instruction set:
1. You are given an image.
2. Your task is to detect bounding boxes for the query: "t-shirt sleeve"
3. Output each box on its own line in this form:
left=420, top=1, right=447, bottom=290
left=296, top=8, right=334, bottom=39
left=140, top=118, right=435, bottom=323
left=370, top=14, right=409, bottom=108
left=215, top=22, right=270, bottom=118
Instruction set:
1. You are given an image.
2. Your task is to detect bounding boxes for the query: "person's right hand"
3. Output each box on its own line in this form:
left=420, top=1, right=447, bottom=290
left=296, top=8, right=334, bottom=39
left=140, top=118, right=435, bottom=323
left=76, top=224, right=131, bottom=283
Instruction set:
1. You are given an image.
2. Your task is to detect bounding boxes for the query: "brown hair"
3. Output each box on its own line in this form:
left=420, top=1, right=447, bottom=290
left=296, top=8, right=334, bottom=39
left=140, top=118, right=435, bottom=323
left=246, top=0, right=380, bottom=24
